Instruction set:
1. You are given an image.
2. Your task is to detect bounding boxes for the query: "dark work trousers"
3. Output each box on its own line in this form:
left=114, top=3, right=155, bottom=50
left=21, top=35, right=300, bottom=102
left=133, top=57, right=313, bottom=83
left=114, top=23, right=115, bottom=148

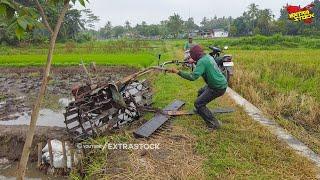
left=194, top=85, right=226, bottom=125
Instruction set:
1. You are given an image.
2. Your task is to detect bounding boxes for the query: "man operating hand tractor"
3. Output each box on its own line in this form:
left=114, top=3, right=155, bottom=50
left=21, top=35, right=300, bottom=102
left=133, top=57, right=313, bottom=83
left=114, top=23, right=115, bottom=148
left=168, top=45, right=228, bottom=129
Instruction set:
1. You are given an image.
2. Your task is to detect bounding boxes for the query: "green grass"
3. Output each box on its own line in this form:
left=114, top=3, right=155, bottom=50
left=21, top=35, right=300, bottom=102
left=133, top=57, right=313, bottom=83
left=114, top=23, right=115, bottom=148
left=160, top=35, right=320, bottom=50
left=0, top=39, right=169, bottom=67
left=136, top=73, right=318, bottom=178
left=74, top=73, right=318, bottom=179
left=0, top=40, right=154, bottom=55
left=1, top=35, right=320, bottom=67
left=199, top=35, right=320, bottom=50
left=1, top=38, right=319, bottom=178
left=151, top=73, right=318, bottom=179
left=230, top=49, right=320, bottom=154
left=230, top=49, right=320, bottom=100
left=0, top=53, right=156, bottom=67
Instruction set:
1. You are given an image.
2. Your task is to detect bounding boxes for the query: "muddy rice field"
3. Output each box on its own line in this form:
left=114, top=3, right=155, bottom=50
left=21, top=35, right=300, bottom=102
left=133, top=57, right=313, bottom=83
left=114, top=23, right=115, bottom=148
left=0, top=66, right=137, bottom=161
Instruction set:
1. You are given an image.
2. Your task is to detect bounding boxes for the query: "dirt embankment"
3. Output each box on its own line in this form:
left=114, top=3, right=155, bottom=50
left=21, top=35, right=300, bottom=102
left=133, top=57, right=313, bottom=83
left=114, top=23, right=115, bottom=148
left=0, top=66, right=138, bottom=161
left=0, top=125, right=69, bottom=161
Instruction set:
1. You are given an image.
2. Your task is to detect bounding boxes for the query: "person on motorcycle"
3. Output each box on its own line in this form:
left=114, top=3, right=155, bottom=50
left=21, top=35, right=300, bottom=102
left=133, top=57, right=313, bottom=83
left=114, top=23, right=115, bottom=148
left=184, top=36, right=195, bottom=51
left=168, top=45, right=228, bottom=129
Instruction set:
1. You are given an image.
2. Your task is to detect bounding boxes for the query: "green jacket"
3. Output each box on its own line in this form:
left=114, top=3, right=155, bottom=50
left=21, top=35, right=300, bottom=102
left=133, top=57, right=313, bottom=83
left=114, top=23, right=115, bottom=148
left=184, top=42, right=195, bottom=50
left=178, top=54, right=228, bottom=90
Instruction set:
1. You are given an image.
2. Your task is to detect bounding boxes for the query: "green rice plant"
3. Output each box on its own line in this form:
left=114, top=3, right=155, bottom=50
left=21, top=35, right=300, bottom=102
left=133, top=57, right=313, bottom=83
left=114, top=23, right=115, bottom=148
left=230, top=49, right=320, bottom=153
left=0, top=53, right=157, bottom=67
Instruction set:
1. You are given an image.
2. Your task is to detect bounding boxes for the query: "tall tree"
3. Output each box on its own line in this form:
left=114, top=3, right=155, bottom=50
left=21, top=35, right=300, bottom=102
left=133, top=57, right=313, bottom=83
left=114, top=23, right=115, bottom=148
left=59, top=8, right=85, bottom=40
left=112, top=25, right=125, bottom=38
left=147, top=24, right=160, bottom=36
left=255, top=9, right=274, bottom=35
left=247, top=3, right=259, bottom=31
left=99, top=21, right=112, bottom=39
left=159, top=20, right=169, bottom=37
left=0, top=14, right=18, bottom=45
left=135, top=21, right=150, bottom=37
left=124, top=20, right=131, bottom=36
left=82, top=8, right=100, bottom=30
left=125, top=20, right=131, bottom=30
left=185, top=17, right=198, bottom=33
left=230, top=16, right=250, bottom=36
left=200, top=17, right=210, bottom=31
left=167, top=13, right=184, bottom=38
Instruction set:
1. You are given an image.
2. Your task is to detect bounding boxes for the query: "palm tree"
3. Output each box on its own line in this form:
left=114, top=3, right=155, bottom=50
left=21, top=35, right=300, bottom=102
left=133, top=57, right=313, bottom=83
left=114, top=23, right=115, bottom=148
left=247, top=3, right=259, bottom=31
left=125, top=20, right=131, bottom=30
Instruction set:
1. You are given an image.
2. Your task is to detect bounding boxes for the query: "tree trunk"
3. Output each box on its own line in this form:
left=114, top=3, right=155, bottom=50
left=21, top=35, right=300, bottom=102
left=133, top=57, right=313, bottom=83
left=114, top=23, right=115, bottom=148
left=16, top=2, right=70, bottom=179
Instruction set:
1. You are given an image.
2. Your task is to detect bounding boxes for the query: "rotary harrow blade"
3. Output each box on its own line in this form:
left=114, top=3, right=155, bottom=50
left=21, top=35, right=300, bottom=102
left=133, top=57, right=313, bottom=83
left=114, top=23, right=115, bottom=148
left=64, top=80, right=152, bottom=142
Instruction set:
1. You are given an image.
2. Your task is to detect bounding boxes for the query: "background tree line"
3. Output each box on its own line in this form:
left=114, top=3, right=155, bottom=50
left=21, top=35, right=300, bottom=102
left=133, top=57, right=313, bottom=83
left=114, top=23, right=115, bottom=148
left=1, top=0, right=320, bottom=45
left=0, top=0, right=99, bottom=45
left=230, top=1, right=320, bottom=36
left=98, top=0, right=320, bottom=39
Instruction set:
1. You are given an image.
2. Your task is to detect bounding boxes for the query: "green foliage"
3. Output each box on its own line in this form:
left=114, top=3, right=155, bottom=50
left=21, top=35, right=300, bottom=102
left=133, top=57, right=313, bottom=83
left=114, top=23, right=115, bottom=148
left=185, top=17, right=199, bottom=33
left=99, top=21, right=112, bottom=39
left=230, top=3, right=275, bottom=36
left=0, top=53, right=155, bottom=67
left=0, top=4, right=6, bottom=14
left=0, top=0, right=89, bottom=41
left=0, top=36, right=319, bottom=73
left=134, top=21, right=162, bottom=37
left=231, top=49, right=320, bottom=100
left=0, top=40, right=160, bottom=67
left=231, top=1, right=320, bottom=36
left=77, top=0, right=86, bottom=6
left=196, top=35, right=320, bottom=50
left=0, top=0, right=40, bottom=39
left=167, top=13, right=184, bottom=38
left=81, top=8, right=100, bottom=29
left=35, top=39, right=317, bottom=179
left=150, top=69, right=318, bottom=179
left=15, top=25, right=24, bottom=39
left=93, top=1, right=320, bottom=40
left=58, top=8, right=86, bottom=41
left=200, top=16, right=231, bottom=32
left=230, top=48, right=320, bottom=153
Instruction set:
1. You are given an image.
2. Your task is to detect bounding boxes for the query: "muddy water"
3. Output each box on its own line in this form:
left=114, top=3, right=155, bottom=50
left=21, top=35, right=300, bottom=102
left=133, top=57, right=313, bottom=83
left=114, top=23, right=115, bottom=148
left=0, top=158, right=67, bottom=180
left=0, top=98, right=70, bottom=179
left=0, top=106, right=68, bottom=179
left=0, top=66, right=136, bottom=122
left=0, top=109, right=65, bottom=128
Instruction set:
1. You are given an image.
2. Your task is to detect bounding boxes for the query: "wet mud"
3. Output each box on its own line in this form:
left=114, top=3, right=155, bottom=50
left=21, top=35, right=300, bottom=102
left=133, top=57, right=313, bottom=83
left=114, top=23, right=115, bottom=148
left=0, top=66, right=138, bottom=161
left=0, top=66, right=138, bottom=121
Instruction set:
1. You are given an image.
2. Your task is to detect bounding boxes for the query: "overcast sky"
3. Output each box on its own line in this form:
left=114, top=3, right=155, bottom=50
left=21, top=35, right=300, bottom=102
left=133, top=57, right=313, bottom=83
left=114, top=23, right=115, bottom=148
left=75, top=0, right=312, bottom=29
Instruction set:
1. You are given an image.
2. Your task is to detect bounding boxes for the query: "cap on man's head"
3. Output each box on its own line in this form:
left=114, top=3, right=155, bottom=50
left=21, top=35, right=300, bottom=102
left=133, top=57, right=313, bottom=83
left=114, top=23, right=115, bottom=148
left=190, top=45, right=204, bottom=61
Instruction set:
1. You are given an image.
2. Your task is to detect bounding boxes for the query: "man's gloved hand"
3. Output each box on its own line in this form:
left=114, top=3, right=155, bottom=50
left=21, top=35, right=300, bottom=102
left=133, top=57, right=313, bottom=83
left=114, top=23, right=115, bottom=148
left=167, top=68, right=179, bottom=74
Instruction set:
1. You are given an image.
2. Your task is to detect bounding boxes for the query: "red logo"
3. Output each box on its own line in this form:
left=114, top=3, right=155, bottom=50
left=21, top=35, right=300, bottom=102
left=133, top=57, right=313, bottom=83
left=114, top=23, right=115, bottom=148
left=286, top=3, right=315, bottom=24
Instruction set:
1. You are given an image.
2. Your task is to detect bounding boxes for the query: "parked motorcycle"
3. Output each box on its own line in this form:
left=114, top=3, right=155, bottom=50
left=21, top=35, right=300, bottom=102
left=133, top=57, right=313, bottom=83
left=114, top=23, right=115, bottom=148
left=209, top=46, right=234, bottom=84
